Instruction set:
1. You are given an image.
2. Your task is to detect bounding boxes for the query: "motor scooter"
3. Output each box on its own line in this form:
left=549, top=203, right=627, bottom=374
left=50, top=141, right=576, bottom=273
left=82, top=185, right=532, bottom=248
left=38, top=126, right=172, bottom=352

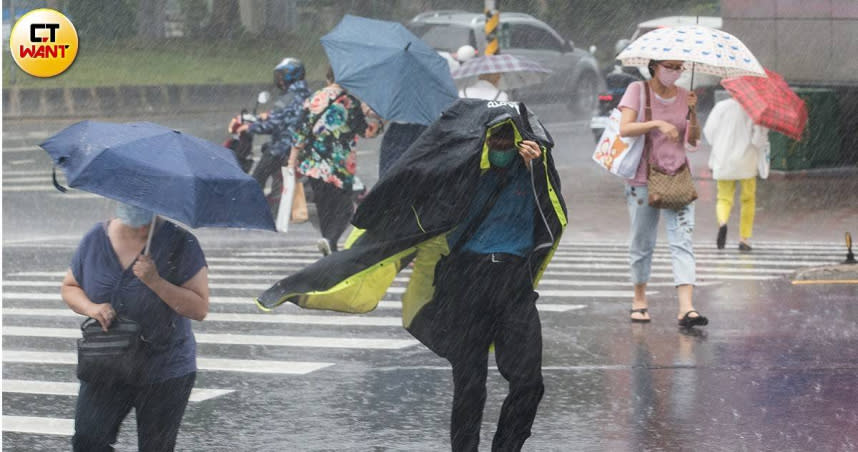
left=589, top=68, right=642, bottom=142
left=224, top=91, right=270, bottom=173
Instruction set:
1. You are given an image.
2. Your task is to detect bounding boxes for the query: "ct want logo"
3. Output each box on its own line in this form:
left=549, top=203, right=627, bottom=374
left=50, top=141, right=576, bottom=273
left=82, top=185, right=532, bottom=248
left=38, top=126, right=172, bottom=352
left=9, top=8, right=78, bottom=78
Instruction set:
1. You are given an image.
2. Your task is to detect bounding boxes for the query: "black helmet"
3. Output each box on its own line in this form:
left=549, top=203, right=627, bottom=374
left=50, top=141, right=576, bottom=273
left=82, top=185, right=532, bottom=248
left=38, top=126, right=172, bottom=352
left=274, top=58, right=305, bottom=92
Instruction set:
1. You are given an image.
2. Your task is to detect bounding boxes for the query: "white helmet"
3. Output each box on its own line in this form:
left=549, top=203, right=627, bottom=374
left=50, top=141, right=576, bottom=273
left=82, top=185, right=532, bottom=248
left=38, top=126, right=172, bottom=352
left=455, top=45, right=477, bottom=63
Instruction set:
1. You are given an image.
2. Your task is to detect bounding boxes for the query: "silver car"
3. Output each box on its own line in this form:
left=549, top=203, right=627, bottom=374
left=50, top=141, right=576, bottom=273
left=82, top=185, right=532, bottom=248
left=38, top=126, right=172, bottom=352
left=407, top=10, right=602, bottom=115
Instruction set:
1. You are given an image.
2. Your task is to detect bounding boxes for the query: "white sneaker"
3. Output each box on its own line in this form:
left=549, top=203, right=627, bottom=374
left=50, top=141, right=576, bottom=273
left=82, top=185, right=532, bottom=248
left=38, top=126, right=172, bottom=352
left=317, top=238, right=331, bottom=257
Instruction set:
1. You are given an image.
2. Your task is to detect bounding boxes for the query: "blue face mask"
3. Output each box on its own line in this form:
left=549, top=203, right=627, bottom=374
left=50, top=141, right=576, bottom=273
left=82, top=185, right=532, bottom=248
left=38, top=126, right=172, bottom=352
left=489, top=148, right=517, bottom=168
left=116, top=203, right=153, bottom=227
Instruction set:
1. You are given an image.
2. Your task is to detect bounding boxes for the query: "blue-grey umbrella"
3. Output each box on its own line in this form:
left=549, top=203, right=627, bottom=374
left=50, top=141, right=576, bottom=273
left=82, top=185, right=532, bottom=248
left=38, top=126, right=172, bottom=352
left=321, top=14, right=458, bottom=125
left=40, top=120, right=276, bottom=232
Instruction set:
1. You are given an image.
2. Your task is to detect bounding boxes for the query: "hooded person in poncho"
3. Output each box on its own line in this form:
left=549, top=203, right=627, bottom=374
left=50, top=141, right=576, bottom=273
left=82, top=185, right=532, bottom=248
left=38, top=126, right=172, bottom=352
left=258, top=98, right=567, bottom=451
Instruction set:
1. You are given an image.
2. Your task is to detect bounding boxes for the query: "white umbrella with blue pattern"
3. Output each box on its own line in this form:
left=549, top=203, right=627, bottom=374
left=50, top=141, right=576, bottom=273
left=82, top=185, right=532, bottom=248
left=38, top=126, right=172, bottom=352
left=617, top=25, right=766, bottom=80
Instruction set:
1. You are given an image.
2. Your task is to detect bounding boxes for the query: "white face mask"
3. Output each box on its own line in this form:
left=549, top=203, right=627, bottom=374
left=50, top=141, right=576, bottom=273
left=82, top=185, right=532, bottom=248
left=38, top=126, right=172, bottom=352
left=656, top=66, right=682, bottom=87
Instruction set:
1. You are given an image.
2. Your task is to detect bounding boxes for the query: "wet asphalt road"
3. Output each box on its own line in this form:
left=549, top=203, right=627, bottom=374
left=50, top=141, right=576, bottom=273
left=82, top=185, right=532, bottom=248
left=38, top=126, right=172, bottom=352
left=3, top=107, right=857, bottom=451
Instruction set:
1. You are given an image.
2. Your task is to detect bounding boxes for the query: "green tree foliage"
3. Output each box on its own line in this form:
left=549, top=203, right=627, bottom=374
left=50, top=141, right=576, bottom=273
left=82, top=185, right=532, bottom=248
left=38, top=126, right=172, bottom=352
left=67, top=0, right=137, bottom=42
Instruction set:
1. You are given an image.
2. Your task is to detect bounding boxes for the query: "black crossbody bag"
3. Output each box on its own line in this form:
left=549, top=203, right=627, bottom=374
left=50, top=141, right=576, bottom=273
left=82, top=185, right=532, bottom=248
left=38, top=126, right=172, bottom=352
left=77, top=316, right=145, bottom=385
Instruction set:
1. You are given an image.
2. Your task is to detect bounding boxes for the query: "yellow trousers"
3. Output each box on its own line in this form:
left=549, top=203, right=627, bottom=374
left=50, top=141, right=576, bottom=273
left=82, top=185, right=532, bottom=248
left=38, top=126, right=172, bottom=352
left=716, top=178, right=756, bottom=240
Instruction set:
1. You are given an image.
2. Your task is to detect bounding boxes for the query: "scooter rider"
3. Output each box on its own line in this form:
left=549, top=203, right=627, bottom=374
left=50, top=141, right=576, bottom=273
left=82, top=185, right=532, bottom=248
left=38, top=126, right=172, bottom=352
left=230, top=58, right=311, bottom=214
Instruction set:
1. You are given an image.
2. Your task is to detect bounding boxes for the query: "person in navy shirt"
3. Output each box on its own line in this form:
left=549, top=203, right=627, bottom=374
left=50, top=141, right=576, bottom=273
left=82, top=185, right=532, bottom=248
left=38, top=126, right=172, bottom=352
left=433, top=123, right=545, bottom=452
left=62, top=202, right=209, bottom=452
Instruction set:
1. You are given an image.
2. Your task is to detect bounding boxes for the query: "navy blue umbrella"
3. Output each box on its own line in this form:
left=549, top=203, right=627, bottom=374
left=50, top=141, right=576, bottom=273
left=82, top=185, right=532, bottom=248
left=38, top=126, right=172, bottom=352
left=321, top=14, right=458, bottom=125
left=40, top=120, right=276, bottom=231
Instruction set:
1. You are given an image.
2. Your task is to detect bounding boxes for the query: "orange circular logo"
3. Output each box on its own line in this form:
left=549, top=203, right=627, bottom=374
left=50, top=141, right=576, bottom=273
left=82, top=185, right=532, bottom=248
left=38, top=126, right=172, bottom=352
left=9, top=9, right=79, bottom=78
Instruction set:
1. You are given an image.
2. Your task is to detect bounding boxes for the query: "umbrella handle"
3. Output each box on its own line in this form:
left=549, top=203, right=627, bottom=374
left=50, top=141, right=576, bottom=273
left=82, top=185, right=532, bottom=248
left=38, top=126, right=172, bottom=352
left=52, top=167, right=68, bottom=193
left=686, top=62, right=696, bottom=120
left=144, top=215, right=157, bottom=256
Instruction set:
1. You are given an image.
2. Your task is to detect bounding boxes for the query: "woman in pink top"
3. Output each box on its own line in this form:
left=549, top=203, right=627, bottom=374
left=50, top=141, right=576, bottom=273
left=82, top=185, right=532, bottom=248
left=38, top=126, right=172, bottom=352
left=617, top=59, right=707, bottom=329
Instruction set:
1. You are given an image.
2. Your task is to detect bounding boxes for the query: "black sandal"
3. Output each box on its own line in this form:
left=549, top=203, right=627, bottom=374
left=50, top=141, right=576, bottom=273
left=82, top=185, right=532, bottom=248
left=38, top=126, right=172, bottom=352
left=630, top=308, right=651, bottom=323
left=678, top=310, right=709, bottom=328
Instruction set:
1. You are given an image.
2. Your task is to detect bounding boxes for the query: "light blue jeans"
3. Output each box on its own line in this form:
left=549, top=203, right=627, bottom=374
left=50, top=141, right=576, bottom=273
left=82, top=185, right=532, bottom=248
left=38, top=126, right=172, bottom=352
left=625, top=184, right=696, bottom=286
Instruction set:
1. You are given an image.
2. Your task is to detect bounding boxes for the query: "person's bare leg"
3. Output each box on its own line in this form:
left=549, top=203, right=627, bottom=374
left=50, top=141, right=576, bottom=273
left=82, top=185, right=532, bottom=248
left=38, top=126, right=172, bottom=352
left=676, top=284, right=698, bottom=319
left=631, top=283, right=650, bottom=321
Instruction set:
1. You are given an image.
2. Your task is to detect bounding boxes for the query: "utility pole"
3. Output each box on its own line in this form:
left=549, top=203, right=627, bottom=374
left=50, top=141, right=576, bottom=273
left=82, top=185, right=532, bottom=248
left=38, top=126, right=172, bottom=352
left=484, top=0, right=499, bottom=55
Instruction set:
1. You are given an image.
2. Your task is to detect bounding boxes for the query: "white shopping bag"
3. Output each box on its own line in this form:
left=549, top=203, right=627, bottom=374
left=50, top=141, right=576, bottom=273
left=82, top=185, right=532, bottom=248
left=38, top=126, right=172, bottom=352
left=276, top=167, right=296, bottom=232
left=592, top=108, right=645, bottom=179
left=592, top=81, right=647, bottom=179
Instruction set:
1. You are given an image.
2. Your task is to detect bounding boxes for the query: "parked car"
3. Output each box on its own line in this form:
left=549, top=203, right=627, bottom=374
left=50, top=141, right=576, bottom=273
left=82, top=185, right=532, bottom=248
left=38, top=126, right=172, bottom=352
left=407, top=10, right=603, bottom=115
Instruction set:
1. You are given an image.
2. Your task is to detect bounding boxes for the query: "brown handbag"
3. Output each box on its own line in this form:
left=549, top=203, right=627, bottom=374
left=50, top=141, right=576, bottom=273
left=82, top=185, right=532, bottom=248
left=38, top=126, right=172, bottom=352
left=642, top=84, right=698, bottom=210
left=291, top=181, right=309, bottom=223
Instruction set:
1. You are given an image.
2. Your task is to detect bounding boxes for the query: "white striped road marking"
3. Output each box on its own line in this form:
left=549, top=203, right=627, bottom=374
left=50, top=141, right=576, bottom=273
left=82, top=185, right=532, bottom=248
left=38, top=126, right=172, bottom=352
left=231, top=242, right=846, bottom=253
left=0, top=293, right=587, bottom=312
left=2, top=379, right=233, bottom=402
left=3, top=350, right=334, bottom=374
left=3, top=308, right=403, bottom=327
left=7, top=271, right=716, bottom=287
left=2, top=186, right=99, bottom=197
left=208, top=264, right=305, bottom=272
left=552, top=250, right=843, bottom=259
left=2, top=280, right=657, bottom=297
left=234, top=247, right=845, bottom=257
left=2, top=185, right=62, bottom=192
left=1, top=146, right=40, bottom=152
left=546, top=272, right=783, bottom=281
left=543, top=263, right=798, bottom=272
left=9, top=159, right=36, bottom=165
left=2, top=280, right=274, bottom=290
left=214, top=252, right=833, bottom=267
left=383, top=286, right=654, bottom=297
left=3, top=176, right=56, bottom=183
left=2, top=326, right=418, bottom=349
left=2, top=416, right=73, bottom=436
left=375, top=301, right=588, bottom=312
left=555, top=243, right=845, bottom=251
left=1, top=169, right=51, bottom=176
left=545, top=257, right=832, bottom=267
left=192, top=265, right=792, bottom=278
left=206, top=256, right=327, bottom=264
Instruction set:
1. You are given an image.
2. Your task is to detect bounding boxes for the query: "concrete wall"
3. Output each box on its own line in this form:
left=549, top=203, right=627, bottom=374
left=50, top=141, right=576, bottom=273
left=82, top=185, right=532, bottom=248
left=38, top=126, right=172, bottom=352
left=722, top=0, right=858, bottom=85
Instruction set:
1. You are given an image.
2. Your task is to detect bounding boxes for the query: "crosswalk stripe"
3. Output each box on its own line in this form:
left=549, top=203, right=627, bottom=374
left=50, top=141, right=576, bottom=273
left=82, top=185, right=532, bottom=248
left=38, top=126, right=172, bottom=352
left=232, top=242, right=845, bottom=255
left=1, top=379, right=234, bottom=402
left=542, top=262, right=795, bottom=273
left=546, top=257, right=831, bottom=267
left=2, top=280, right=656, bottom=297
left=2, top=260, right=801, bottom=280
left=6, top=271, right=717, bottom=287
left=1, top=146, right=41, bottom=152
left=3, top=176, right=57, bottom=183
left=382, top=286, right=654, bottom=297
left=1, top=169, right=52, bottom=176
left=0, top=293, right=586, bottom=313
left=2, top=415, right=73, bottom=436
left=206, top=256, right=319, bottom=264
left=1, top=280, right=274, bottom=290
left=3, top=326, right=418, bottom=349
left=2, top=308, right=404, bottom=327
left=3, top=350, right=334, bottom=375
left=205, top=254, right=832, bottom=267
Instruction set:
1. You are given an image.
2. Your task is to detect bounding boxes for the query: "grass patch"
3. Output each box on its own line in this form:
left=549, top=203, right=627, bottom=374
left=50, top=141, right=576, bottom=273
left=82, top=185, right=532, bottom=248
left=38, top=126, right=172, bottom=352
left=4, top=34, right=330, bottom=88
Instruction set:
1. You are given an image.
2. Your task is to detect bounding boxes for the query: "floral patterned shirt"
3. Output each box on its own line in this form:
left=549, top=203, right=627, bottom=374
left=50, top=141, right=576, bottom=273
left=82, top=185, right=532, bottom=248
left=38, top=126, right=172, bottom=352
left=248, top=80, right=310, bottom=157
left=292, top=84, right=378, bottom=191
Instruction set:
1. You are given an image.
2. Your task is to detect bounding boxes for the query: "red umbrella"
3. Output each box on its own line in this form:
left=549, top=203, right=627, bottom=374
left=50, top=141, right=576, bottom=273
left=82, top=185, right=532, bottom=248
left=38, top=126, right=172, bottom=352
left=720, top=68, right=808, bottom=140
